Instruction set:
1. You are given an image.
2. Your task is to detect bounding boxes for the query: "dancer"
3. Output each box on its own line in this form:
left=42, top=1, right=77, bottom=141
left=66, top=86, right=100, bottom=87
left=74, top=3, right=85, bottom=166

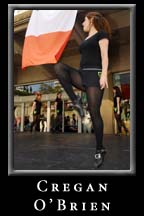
left=113, top=86, right=129, bottom=136
left=54, top=11, right=111, bottom=168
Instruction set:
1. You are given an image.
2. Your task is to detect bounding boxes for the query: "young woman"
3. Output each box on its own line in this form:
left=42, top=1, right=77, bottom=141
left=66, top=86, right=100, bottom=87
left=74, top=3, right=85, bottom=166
left=30, top=92, right=42, bottom=132
left=113, top=86, right=129, bottom=136
left=54, top=11, right=111, bottom=168
left=14, top=106, right=21, bottom=131
left=54, top=92, right=63, bottom=132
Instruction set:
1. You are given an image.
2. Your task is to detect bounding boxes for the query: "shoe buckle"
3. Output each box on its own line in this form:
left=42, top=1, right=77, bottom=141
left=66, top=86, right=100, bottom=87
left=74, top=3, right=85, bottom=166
left=95, top=153, right=101, bottom=159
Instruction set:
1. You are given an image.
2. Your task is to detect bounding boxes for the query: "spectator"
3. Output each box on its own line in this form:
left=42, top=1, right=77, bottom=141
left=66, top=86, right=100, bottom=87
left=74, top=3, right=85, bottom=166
left=113, top=86, right=129, bottom=136
left=54, top=92, right=63, bottom=132
left=30, top=92, right=42, bottom=132
left=14, top=105, right=21, bottom=131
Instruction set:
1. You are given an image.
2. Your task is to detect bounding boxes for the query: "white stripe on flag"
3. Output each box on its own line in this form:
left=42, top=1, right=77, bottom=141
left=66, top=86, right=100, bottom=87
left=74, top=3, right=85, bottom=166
left=26, top=10, right=78, bottom=36
left=22, top=10, right=78, bottom=69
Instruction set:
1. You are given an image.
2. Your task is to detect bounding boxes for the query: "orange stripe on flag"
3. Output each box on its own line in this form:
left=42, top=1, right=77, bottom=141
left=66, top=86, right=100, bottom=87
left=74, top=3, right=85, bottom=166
left=22, top=31, right=72, bottom=69
left=21, top=10, right=77, bottom=69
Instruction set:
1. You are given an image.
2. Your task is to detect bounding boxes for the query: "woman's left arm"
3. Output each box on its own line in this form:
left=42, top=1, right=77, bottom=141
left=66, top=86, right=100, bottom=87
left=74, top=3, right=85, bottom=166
left=99, top=39, right=109, bottom=89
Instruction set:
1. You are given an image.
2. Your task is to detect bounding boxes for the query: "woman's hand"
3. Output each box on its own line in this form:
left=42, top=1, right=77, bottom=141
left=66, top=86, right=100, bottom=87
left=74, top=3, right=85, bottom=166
left=99, top=73, right=108, bottom=89
left=117, top=110, right=120, bottom=115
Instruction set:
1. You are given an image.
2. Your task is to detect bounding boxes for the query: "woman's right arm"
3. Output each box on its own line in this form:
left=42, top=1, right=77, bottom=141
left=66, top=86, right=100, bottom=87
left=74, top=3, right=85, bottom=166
left=99, top=38, right=109, bottom=89
left=116, top=97, right=121, bottom=115
left=31, top=102, right=36, bottom=113
left=54, top=101, right=58, bottom=116
left=54, top=101, right=57, bottom=110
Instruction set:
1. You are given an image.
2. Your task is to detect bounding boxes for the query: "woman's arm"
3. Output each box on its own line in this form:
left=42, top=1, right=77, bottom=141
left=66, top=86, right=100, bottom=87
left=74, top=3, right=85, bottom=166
left=54, top=101, right=58, bottom=116
left=99, top=38, right=109, bottom=89
left=116, top=97, right=121, bottom=115
left=54, top=101, right=58, bottom=110
left=14, top=108, right=18, bottom=119
left=31, top=101, right=36, bottom=113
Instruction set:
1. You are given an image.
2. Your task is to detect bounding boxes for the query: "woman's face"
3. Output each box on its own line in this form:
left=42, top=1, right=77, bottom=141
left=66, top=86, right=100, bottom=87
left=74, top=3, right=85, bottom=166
left=58, top=93, right=62, bottom=98
left=37, top=94, right=42, bottom=100
left=113, top=89, right=116, bottom=94
left=82, top=16, right=91, bottom=32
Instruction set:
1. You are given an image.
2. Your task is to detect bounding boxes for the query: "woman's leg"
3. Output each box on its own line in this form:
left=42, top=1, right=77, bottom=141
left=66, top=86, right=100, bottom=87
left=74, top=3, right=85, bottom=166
left=54, top=62, right=85, bottom=102
left=114, top=113, right=122, bottom=134
left=30, top=115, right=36, bottom=132
left=86, top=86, right=104, bottom=152
left=115, top=113, right=128, bottom=135
left=35, top=114, right=40, bottom=131
left=16, top=118, right=20, bottom=131
left=121, top=120, right=128, bottom=133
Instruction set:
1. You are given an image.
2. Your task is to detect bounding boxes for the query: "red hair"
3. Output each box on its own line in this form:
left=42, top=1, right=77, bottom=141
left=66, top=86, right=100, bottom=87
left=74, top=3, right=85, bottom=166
left=86, top=11, right=111, bottom=38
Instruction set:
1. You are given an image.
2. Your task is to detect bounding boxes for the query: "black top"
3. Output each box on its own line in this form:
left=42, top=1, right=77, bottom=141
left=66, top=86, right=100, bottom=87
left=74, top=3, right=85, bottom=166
left=79, top=30, right=109, bottom=69
left=34, top=99, right=42, bottom=115
left=114, top=96, right=119, bottom=108
left=55, top=97, right=63, bottom=114
left=113, top=94, right=122, bottom=113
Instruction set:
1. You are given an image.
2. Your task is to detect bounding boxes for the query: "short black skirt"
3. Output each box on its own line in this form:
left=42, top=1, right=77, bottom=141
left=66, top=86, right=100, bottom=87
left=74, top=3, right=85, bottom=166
left=79, top=68, right=102, bottom=88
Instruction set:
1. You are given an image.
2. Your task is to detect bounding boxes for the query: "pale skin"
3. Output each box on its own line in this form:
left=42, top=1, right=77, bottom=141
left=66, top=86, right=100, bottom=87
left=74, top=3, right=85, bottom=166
left=82, top=16, right=109, bottom=89
left=113, top=89, right=120, bottom=115
left=116, top=97, right=121, bottom=115
left=31, top=101, right=36, bottom=113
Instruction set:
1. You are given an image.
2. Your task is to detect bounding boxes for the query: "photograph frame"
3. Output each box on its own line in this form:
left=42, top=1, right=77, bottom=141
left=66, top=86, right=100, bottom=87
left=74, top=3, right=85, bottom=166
left=8, top=4, right=136, bottom=176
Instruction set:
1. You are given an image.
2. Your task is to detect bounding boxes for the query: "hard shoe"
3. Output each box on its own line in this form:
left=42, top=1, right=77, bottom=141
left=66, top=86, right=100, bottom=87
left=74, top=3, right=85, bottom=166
left=115, top=132, right=121, bottom=136
left=94, top=150, right=105, bottom=168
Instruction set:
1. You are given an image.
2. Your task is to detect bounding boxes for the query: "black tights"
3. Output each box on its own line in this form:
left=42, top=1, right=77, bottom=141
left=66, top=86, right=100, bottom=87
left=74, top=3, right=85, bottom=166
left=114, top=113, right=128, bottom=134
left=30, top=114, right=40, bottom=132
left=54, top=62, right=104, bottom=151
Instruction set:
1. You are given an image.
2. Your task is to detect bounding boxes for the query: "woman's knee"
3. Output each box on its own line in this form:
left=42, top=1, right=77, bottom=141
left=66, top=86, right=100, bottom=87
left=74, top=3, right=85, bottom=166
left=54, top=62, right=65, bottom=75
left=89, top=106, right=101, bottom=117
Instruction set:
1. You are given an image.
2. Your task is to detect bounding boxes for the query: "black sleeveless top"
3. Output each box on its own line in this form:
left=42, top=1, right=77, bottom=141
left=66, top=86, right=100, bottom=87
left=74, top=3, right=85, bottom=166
left=34, top=99, right=42, bottom=115
left=79, top=30, right=109, bottom=69
left=113, top=94, right=122, bottom=113
left=55, top=97, right=63, bottom=114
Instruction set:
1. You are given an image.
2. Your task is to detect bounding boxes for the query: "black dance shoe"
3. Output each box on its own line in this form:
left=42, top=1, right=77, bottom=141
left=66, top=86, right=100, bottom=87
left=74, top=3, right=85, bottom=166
left=73, top=96, right=84, bottom=118
left=94, top=153, right=103, bottom=168
left=94, top=150, right=106, bottom=168
left=115, top=133, right=121, bottom=136
left=100, top=147, right=107, bottom=154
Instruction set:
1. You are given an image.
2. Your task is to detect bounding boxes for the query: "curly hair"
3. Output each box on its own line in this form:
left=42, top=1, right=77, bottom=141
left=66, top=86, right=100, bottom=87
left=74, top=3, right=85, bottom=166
left=85, top=11, right=111, bottom=38
left=113, top=86, right=122, bottom=97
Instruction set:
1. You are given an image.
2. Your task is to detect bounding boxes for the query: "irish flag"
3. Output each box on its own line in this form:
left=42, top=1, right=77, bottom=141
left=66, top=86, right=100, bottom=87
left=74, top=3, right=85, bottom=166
left=22, top=10, right=77, bottom=69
